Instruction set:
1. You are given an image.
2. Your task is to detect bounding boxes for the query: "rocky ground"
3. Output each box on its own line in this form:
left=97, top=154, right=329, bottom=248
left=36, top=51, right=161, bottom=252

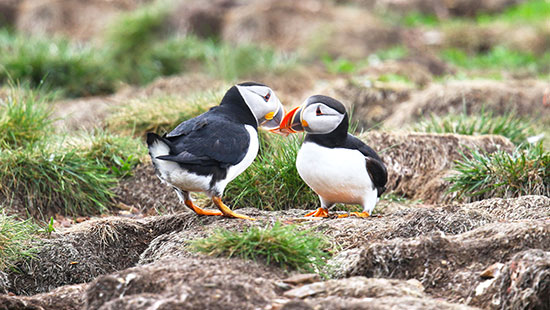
left=1, top=0, right=549, bottom=309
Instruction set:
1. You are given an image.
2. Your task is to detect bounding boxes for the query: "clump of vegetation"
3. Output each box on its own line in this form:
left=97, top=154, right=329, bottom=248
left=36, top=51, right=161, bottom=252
left=477, top=0, right=550, bottom=24
left=190, top=222, right=331, bottom=272
left=0, top=86, right=143, bottom=219
left=0, top=212, right=40, bottom=271
left=441, top=46, right=549, bottom=73
left=225, top=133, right=318, bottom=210
left=0, top=30, right=116, bottom=97
left=448, top=143, right=550, bottom=201
left=413, top=110, right=536, bottom=146
left=0, top=146, right=115, bottom=219
left=106, top=89, right=223, bottom=137
left=71, top=129, right=146, bottom=177
left=0, top=87, right=55, bottom=148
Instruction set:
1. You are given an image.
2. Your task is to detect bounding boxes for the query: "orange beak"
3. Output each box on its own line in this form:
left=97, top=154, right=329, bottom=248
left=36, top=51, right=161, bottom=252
left=270, top=105, right=304, bottom=136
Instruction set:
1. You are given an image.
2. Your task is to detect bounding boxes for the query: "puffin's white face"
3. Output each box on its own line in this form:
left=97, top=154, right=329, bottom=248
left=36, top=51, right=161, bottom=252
left=278, top=97, right=346, bottom=135
left=299, top=101, right=345, bottom=134
left=236, top=84, right=285, bottom=130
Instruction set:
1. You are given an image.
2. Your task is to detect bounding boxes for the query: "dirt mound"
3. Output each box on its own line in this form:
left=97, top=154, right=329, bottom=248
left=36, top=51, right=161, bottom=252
left=222, top=0, right=401, bottom=59
left=362, top=132, right=515, bottom=203
left=114, top=163, right=186, bottom=215
left=3, top=214, right=190, bottom=295
left=384, top=79, right=550, bottom=127
left=84, top=257, right=282, bottom=310
left=54, top=73, right=224, bottom=131
left=0, top=283, right=87, bottom=310
left=331, top=77, right=414, bottom=128
left=351, top=0, right=525, bottom=18
left=166, top=0, right=236, bottom=38
left=15, top=0, right=147, bottom=42
left=283, top=296, right=478, bottom=310
left=333, top=220, right=550, bottom=305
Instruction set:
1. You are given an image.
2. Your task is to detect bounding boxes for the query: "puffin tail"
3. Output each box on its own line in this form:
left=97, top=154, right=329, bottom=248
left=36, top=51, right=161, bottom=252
left=147, top=133, right=171, bottom=159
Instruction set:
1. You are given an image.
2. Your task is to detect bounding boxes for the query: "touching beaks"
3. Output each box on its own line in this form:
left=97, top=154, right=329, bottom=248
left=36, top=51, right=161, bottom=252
left=272, top=104, right=306, bottom=135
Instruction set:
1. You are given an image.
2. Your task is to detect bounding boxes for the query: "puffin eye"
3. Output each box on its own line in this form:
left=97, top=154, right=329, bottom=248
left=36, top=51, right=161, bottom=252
left=316, top=106, right=323, bottom=116
left=263, top=92, right=271, bottom=102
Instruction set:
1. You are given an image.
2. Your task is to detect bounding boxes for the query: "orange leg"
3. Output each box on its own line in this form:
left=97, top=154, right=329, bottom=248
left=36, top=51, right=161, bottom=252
left=184, top=199, right=223, bottom=216
left=304, top=207, right=329, bottom=218
left=212, top=196, right=256, bottom=220
left=338, top=211, right=370, bottom=218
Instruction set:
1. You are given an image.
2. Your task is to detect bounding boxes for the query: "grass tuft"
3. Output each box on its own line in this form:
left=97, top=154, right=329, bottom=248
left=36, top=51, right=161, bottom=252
left=0, top=145, right=115, bottom=219
left=0, top=30, right=116, bottom=97
left=0, top=87, right=55, bottom=148
left=441, top=46, right=548, bottom=73
left=0, top=212, right=40, bottom=271
left=190, top=222, right=331, bottom=272
left=106, top=89, right=223, bottom=137
left=413, top=110, right=536, bottom=146
left=225, top=133, right=318, bottom=210
left=448, top=143, right=550, bottom=201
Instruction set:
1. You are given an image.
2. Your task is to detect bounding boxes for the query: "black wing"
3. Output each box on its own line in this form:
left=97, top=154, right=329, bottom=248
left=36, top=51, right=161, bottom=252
left=158, top=111, right=251, bottom=168
left=346, top=134, right=388, bottom=196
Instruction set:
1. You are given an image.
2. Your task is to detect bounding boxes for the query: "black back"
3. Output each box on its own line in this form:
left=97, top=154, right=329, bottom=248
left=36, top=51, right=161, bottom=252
left=152, top=86, right=258, bottom=187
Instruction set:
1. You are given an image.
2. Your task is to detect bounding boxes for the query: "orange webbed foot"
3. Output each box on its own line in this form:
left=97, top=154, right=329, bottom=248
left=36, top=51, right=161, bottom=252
left=185, top=200, right=223, bottom=216
left=304, top=208, right=329, bottom=218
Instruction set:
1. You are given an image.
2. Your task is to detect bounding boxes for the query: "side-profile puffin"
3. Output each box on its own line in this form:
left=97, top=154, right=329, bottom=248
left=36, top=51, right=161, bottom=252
left=147, top=82, right=284, bottom=220
left=277, top=95, right=387, bottom=218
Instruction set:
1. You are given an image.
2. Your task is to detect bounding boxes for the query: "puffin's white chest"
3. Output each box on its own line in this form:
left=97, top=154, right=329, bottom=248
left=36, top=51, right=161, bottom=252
left=215, top=125, right=259, bottom=191
left=296, top=142, right=373, bottom=205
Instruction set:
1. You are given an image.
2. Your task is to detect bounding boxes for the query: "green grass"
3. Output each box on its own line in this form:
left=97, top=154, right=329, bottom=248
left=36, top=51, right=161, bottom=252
left=0, top=212, right=40, bottom=271
left=413, top=110, right=537, bottom=146
left=225, top=133, right=319, bottom=211
left=190, top=222, right=331, bottom=272
left=0, top=30, right=116, bottom=97
left=203, top=43, right=296, bottom=81
left=477, top=0, right=550, bottom=24
left=402, top=11, right=440, bottom=27
left=448, top=143, right=550, bottom=201
left=0, top=145, right=116, bottom=219
left=0, top=87, right=55, bottom=148
left=106, top=89, right=223, bottom=137
left=441, top=46, right=549, bottom=73
left=70, top=130, right=146, bottom=177
left=0, top=85, right=143, bottom=219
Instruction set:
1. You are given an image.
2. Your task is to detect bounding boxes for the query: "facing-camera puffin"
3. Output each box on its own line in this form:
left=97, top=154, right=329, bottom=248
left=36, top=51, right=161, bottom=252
left=277, top=95, right=387, bottom=218
left=147, top=82, right=285, bottom=220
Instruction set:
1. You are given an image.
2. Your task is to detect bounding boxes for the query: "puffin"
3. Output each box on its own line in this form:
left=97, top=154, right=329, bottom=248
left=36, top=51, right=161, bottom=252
left=147, top=82, right=285, bottom=220
left=277, top=95, right=387, bottom=218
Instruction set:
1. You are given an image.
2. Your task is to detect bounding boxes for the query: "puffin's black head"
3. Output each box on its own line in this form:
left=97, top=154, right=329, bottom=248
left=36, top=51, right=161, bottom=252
left=220, top=82, right=285, bottom=129
left=278, top=95, right=348, bottom=135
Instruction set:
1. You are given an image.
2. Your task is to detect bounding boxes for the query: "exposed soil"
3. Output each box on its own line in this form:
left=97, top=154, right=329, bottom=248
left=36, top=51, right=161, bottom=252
left=2, top=195, right=548, bottom=309
left=3, top=0, right=550, bottom=309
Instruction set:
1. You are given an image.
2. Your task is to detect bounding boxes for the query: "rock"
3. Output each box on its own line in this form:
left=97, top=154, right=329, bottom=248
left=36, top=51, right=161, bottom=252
left=282, top=296, right=479, bottom=310
left=384, top=80, right=550, bottom=128
left=332, top=220, right=550, bottom=303
left=283, top=274, right=321, bottom=285
left=471, top=249, right=550, bottom=310
left=284, top=282, right=326, bottom=299
left=361, top=132, right=515, bottom=203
